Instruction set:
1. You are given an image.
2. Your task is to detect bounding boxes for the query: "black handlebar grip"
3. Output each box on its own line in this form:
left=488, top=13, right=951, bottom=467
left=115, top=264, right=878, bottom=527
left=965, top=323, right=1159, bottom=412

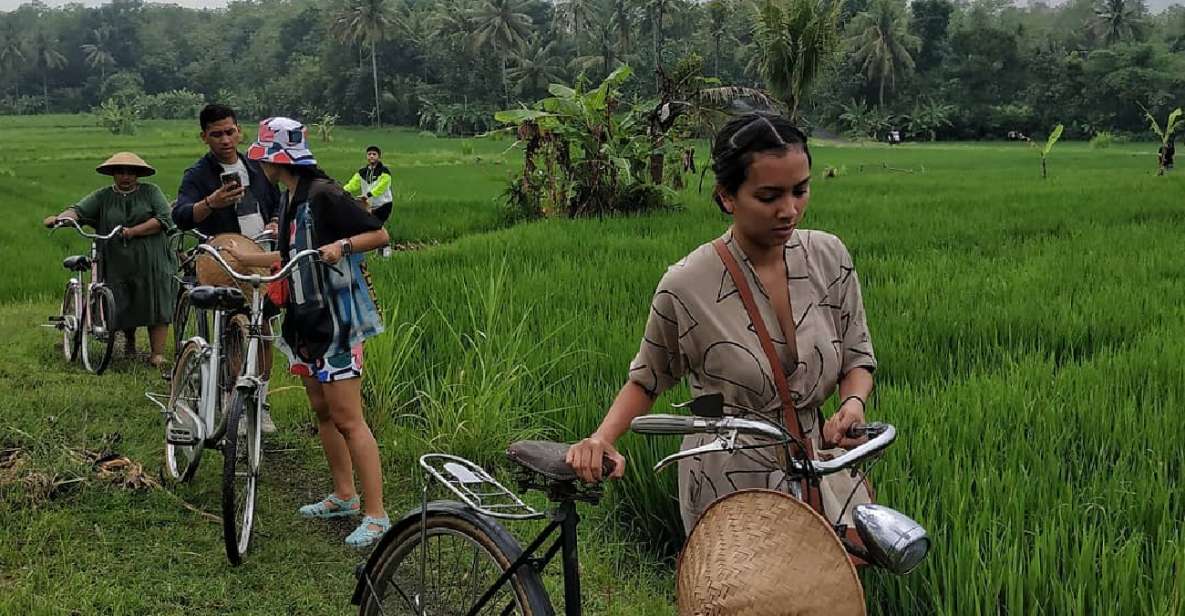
left=601, top=455, right=617, bottom=478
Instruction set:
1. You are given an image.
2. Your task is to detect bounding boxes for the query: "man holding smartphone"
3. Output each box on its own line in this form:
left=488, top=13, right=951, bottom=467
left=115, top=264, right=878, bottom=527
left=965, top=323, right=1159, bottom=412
left=173, top=103, right=282, bottom=434
left=173, top=104, right=280, bottom=240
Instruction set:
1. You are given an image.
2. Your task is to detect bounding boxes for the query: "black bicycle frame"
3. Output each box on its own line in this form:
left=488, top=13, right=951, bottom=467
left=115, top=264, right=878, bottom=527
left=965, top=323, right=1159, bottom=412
left=466, top=499, right=583, bottom=616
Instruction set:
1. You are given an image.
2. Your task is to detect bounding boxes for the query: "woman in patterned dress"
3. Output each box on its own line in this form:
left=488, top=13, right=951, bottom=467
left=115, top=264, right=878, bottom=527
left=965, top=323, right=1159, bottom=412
left=567, top=113, right=879, bottom=533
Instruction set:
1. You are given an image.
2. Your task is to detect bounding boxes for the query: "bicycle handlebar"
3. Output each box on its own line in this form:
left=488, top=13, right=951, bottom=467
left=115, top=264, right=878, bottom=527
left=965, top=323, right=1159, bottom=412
left=194, top=243, right=321, bottom=287
left=630, top=413, right=896, bottom=476
left=51, top=217, right=124, bottom=241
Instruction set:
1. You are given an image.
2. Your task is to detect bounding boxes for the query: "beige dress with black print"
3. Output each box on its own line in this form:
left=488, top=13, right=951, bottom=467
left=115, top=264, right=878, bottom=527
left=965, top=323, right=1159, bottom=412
left=628, top=228, right=877, bottom=534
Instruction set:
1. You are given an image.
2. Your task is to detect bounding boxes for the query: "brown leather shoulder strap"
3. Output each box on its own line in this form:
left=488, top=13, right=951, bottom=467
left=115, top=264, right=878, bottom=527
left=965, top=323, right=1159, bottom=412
left=712, top=238, right=823, bottom=512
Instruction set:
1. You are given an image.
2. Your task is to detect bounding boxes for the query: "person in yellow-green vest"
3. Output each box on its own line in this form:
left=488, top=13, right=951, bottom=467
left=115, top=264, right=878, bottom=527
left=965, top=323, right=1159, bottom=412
left=344, top=145, right=393, bottom=222
left=344, top=145, right=393, bottom=256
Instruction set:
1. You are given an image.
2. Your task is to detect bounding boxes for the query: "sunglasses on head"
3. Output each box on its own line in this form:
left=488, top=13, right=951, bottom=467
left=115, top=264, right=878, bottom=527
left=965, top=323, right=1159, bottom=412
left=206, top=126, right=239, bottom=139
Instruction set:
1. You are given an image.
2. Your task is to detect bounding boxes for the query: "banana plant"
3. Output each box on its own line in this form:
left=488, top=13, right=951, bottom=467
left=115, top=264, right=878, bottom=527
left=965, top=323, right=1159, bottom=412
left=1143, top=106, right=1181, bottom=176
left=1035, top=123, right=1064, bottom=179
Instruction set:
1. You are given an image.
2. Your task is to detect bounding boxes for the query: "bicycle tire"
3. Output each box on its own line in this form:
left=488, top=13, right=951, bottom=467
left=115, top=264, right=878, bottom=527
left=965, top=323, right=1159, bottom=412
left=358, top=507, right=553, bottom=616
left=165, top=340, right=206, bottom=482
left=81, top=286, right=116, bottom=375
left=222, top=314, right=250, bottom=388
left=222, top=388, right=260, bottom=566
left=59, top=281, right=82, bottom=362
left=171, top=286, right=209, bottom=366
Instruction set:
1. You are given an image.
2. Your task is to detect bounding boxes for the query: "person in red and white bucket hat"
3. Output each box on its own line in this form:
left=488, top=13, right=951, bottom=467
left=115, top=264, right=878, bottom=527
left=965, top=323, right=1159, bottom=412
left=227, top=117, right=392, bottom=547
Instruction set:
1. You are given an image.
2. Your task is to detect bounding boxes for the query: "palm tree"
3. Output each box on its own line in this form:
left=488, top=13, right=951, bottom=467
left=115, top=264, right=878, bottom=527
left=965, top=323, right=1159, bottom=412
left=845, top=0, right=919, bottom=107
left=641, top=0, right=681, bottom=87
left=470, top=0, right=534, bottom=105
left=556, top=0, right=597, bottom=56
left=747, top=0, right=842, bottom=120
left=706, top=0, right=732, bottom=77
left=1093, top=0, right=1146, bottom=46
left=27, top=29, right=68, bottom=112
left=332, top=0, right=397, bottom=127
left=431, top=0, right=475, bottom=42
left=80, top=27, right=117, bottom=82
left=508, top=40, right=566, bottom=95
left=0, top=23, right=25, bottom=96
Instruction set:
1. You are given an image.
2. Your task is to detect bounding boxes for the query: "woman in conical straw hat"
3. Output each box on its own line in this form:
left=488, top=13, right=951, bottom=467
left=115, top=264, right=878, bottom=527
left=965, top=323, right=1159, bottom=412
left=43, top=152, right=178, bottom=368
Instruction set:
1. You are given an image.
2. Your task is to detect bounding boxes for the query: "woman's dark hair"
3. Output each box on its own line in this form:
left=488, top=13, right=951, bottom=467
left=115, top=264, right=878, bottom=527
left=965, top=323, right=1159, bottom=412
left=711, top=113, right=810, bottom=212
left=291, top=164, right=334, bottom=182
left=199, top=104, right=237, bottom=132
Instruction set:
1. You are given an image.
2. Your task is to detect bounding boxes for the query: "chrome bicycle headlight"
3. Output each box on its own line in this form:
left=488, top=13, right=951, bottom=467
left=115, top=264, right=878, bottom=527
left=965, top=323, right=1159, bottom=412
left=853, top=504, right=930, bottom=575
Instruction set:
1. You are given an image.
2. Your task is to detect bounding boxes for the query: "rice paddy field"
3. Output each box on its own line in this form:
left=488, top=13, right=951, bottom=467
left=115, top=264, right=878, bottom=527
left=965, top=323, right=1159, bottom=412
left=2, top=114, right=1184, bottom=615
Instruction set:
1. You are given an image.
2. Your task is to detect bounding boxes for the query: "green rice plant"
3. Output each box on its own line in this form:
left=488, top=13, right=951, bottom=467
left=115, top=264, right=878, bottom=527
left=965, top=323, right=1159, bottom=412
left=374, top=261, right=576, bottom=469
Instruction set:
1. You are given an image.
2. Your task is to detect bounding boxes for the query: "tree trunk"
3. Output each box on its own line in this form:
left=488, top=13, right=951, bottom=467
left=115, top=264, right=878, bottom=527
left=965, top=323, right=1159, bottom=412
left=369, top=40, right=383, bottom=126
left=714, top=34, right=720, bottom=77
left=878, top=77, right=885, bottom=108
left=500, top=50, right=510, bottom=107
left=1041, top=156, right=1047, bottom=179
left=43, top=73, right=49, bottom=113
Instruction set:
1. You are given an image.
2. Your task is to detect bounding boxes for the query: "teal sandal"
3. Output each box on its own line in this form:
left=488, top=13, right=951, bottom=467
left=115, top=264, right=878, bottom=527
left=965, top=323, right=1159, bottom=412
left=345, top=515, right=391, bottom=548
left=298, top=493, right=360, bottom=519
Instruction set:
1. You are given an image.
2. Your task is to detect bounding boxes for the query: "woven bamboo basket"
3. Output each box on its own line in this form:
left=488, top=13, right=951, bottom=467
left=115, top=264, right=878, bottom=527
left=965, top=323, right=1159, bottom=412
left=195, top=233, right=270, bottom=296
left=676, top=489, right=865, bottom=616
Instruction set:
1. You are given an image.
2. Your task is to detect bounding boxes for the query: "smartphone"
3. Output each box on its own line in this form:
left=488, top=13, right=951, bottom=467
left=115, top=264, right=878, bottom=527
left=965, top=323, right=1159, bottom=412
left=220, top=171, right=241, bottom=190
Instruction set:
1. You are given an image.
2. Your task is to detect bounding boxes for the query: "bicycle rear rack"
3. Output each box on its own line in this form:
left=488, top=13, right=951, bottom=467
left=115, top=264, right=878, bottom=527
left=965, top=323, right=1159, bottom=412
left=420, top=454, right=542, bottom=520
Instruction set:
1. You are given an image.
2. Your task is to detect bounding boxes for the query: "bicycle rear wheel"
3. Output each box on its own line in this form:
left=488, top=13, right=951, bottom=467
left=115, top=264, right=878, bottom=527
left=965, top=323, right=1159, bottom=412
left=358, top=510, right=552, bottom=616
left=165, top=340, right=206, bottom=482
left=221, top=388, right=260, bottom=566
left=172, top=286, right=208, bottom=365
left=81, top=286, right=116, bottom=375
left=58, top=282, right=82, bottom=362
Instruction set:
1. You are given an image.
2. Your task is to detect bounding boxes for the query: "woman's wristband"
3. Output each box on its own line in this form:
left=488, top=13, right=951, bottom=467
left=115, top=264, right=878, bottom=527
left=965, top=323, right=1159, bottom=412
left=841, top=395, right=866, bottom=412
left=339, top=238, right=353, bottom=256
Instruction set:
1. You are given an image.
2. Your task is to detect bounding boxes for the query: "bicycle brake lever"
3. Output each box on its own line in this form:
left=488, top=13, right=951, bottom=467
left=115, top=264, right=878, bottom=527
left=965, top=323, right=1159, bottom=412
left=653, top=430, right=739, bottom=473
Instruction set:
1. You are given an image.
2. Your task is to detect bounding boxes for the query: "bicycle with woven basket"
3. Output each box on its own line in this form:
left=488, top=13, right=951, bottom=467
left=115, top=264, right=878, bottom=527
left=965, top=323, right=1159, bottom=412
left=147, top=244, right=322, bottom=565
left=349, top=394, right=930, bottom=615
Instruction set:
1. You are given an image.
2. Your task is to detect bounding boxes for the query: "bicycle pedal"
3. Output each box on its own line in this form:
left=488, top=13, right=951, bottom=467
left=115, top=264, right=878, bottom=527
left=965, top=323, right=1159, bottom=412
left=166, top=426, right=199, bottom=446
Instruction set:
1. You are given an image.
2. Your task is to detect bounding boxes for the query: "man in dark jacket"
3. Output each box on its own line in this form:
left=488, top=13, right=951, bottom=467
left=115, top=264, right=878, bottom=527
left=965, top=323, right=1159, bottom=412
left=173, top=104, right=280, bottom=238
left=173, top=103, right=281, bottom=434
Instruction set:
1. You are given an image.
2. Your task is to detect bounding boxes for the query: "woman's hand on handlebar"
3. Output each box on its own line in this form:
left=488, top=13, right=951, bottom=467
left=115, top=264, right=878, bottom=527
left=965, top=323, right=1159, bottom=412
left=44, top=215, right=72, bottom=228
left=566, top=435, right=626, bottom=484
left=823, top=401, right=869, bottom=449
left=319, top=241, right=343, bottom=265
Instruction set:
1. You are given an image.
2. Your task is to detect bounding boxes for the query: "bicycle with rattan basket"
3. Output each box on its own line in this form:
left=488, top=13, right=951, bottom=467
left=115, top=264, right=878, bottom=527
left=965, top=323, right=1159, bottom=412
left=350, top=394, right=930, bottom=615
left=148, top=244, right=322, bottom=565
left=170, top=228, right=277, bottom=371
left=44, top=218, right=126, bottom=375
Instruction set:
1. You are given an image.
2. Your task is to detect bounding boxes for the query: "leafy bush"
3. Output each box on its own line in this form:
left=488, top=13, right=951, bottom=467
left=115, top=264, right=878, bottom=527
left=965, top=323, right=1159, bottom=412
left=418, top=98, right=498, bottom=136
left=0, top=95, right=47, bottom=116
left=138, top=89, right=205, bottom=120
left=494, top=65, right=679, bottom=218
left=1089, top=131, right=1114, bottom=149
left=94, top=97, right=141, bottom=135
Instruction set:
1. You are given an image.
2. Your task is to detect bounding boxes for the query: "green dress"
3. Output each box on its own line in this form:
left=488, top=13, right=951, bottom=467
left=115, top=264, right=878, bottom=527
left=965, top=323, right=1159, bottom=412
left=71, top=183, right=178, bottom=331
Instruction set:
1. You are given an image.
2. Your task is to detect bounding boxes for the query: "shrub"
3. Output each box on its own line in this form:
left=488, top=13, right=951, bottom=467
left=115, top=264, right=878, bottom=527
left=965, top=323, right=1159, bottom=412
left=94, top=97, right=141, bottom=135
left=138, top=89, right=205, bottom=120
left=1089, top=131, right=1114, bottom=149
